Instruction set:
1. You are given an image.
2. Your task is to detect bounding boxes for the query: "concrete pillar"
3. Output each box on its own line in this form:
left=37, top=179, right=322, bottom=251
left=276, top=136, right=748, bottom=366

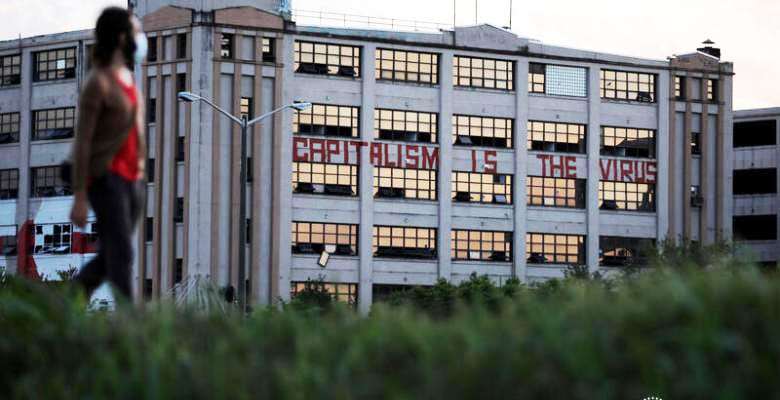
left=656, top=70, right=670, bottom=242
left=586, top=66, right=601, bottom=273
left=357, top=43, right=376, bottom=315
left=437, top=52, right=454, bottom=281
left=15, top=47, right=32, bottom=275
left=513, top=59, right=529, bottom=281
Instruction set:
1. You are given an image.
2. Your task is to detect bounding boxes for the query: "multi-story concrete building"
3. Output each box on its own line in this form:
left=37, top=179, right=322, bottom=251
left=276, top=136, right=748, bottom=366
left=0, top=0, right=735, bottom=311
left=732, top=108, right=779, bottom=267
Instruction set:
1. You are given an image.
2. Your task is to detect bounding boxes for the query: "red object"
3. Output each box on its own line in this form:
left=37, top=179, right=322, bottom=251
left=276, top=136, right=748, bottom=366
left=109, top=73, right=142, bottom=182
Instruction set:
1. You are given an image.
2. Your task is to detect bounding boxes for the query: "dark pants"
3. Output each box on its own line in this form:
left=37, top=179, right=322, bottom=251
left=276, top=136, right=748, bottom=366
left=74, top=173, right=143, bottom=300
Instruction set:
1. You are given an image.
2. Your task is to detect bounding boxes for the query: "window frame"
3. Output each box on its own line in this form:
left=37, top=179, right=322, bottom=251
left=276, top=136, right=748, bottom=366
left=373, top=225, right=437, bottom=259
left=147, top=36, right=158, bottom=62
left=291, top=281, right=358, bottom=305
left=526, top=232, right=586, bottom=265
left=600, top=69, right=656, bottom=103
left=293, top=103, right=360, bottom=138
left=33, top=47, right=77, bottom=82
left=452, top=171, right=513, bottom=205
left=599, top=236, right=654, bottom=267
left=220, top=33, right=234, bottom=59
left=31, top=107, right=75, bottom=141
left=261, top=37, right=275, bottom=63
left=292, top=161, right=359, bottom=197
left=292, top=221, right=359, bottom=256
left=707, top=79, right=718, bottom=102
left=526, top=176, right=586, bottom=209
left=0, top=168, right=19, bottom=200
left=598, top=180, right=656, bottom=212
left=451, top=229, right=513, bottom=262
left=527, top=120, right=587, bottom=154
left=176, top=33, right=187, bottom=59
left=528, top=63, right=587, bottom=97
left=30, top=166, right=71, bottom=198
left=373, top=166, right=437, bottom=201
left=33, top=223, right=72, bottom=255
left=0, top=112, right=20, bottom=144
left=375, top=48, right=439, bottom=85
left=453, top=55, right=514, bottom=91
left=374, top=108, right=438, bottom=144
left=600, top=126, right=656, bottom=159
left=0, top=53, right=21, bottom=87
left=674, top=76, right=686, bottom=100
left=0, top=225, right=17, bottom=256
left=452, top=114, right=514, bottom=149
left=294, top=40, right=361, bottom=78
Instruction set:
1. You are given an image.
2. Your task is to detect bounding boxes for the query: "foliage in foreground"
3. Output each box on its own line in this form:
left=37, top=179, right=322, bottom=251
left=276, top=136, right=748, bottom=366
left=1, top=258, right=779, bottom=399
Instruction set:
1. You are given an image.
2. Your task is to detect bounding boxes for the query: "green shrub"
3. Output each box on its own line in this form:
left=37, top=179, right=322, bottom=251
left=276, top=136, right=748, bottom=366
left=1, top=262, right=778, bottom=399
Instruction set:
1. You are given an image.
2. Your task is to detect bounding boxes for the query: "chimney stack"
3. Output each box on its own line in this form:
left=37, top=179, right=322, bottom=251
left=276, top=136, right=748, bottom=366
left=697, top=39, right=721, bottom=59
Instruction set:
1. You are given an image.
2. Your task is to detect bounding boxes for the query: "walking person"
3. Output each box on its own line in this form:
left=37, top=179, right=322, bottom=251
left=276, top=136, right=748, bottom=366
left=70, top=7, right=147, bottom=302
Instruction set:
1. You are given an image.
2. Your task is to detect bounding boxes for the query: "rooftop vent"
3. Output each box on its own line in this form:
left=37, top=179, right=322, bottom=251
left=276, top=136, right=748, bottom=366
left=697, top=39, right=721, bottom=59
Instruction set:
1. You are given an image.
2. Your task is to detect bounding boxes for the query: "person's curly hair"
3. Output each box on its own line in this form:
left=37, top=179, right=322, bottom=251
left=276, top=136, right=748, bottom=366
left=92, top=7, right=134, bottom=67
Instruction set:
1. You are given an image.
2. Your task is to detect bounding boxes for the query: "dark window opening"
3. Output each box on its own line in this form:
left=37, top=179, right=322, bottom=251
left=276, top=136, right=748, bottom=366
left=174, top=258, right=183, bottom=283
left=733, top=215, right=776, bottom=241
left=734, top=120, right=776, bottom=147
left=599, top=236, right=654, bottom=267
left=148, top=98, right=157, bottom=124
left=220, top=33, right=234, bottom=59
left=261, top=38, right=275, bottom=63
left=690, top=185, right=703, bottom=207
left=246, top=218, right=251, bottom=244
left=372, top=284, right=415, bottom=303
left=147, top=158, right=155, bottom=183
left=600, top=126, right=656, bottom=158
left=147, top=37, right=158, bottom=62
left=691, top=132, right=701, bottom=155
left=145, top=217, right=153, bottom=242
left=733, top=169, right=777, bottom=195
left=177, top=33, right=187, bottom=59
left=144, top=278, right=153, bottom=300
left=247, top=157, right=253, bottom=182
left=176, top=136, right=185, bottom=162
left=174, top=197, right=184, bottom=223
left=176, top=73, right=186, bottom=93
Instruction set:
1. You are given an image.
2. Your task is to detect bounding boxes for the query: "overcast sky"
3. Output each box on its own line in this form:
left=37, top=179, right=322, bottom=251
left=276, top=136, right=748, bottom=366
left=0, top=0, right=777, bottom=110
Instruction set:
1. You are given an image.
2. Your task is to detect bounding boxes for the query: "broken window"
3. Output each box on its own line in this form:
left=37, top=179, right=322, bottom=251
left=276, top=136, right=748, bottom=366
left=291, top=281, right=358, bottom=306
left=293, top=103, right=359, bottom=138
left=526, top=233, right=585, bottom=265
left=451, top=229, right=512, bottom=262
left=452, top=171, right=512, bottom=204
left=373, top=225, right=437, bottom=259
left=453, top=114, right=513, bottom=149
left=177, top=33, right=187, bottom=59
left=375, top=108, right=437, bottom=143
left=374, top=167, right=436, bottom=200
left=31, top=166, right=71, bottom=198
left=33, top=223, right=72, bottom=255
left=527, top=176, right=586, bottom=209
left=292, top=222, right=358, bottom=256
left=261, top=37, right=275, bottom=63
left=453, top=55, right=513, bottom=91
left=33, top=47, right=76, bottom=82
left=599, top=181, right=656, bottom=212
left=293, top=162, right=358, bottom=197
left=601, top=126, right=656, bottom=158
left=527, top=120, right=587, bottom=153
left=600, top=69, right=656, bottom=102
left=294, top=40, right=361, bottom=77
left=599, top=236, right=654, bottom=267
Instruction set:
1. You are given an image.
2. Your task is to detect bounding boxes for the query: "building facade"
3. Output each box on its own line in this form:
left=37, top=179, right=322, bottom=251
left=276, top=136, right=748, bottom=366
left=0, top=0, right=735, bottom=311
left=732, top=108, right=779, bottom=267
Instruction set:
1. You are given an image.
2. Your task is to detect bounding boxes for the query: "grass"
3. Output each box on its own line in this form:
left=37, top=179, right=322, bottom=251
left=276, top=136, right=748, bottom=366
left=1, top=246, right=778, bottom=399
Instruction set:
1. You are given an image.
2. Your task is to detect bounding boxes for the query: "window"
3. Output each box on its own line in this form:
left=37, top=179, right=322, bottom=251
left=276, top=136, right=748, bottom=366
left=0, top=112, right=20, bottom=144
left=292, top=162, right=358, bottom=196
left=145, top=217, right=153, bottom=242
left=176, top=137, right=185, bottom=162
left=177, top=33, right=187, bottom=59
left=247, top=157, right=253, bottom=182
left=374, top=167, right=437, bottom=200
left=374, top=109, right=437, bottom=143
left=452, top=172, right=512, bottom=204
left=527, top=176, right=586, bottom=208
left=261, top=37, right=275, bottom=63
left=291, top=281, right=358, bottom=305
left=690, top=185, right=703, bottom=207
left=0, top=54, right=21, bottom=86
left=373, top=225, right=437, bottom=259
left=527, top=121, right=586, bottom=153
left=85, top=44, right=94, bottom=71
left=0, top=225, right=16, bottom=256
left=674, top=76, right=686, bottom=100
left=33, top=48, right=76, bottom=82
left=294, top=40, right=361, bottom=78
left=31, top=166, right=71, bottom=198
left=147, top=37, right=158, bottom=62
left=526, top=233, right=585, bottom=265
left=690, top=132, right=701, bottom=155
left=599, top=236, right=654, bottom=267
left=293, top=103, right=359, bottom=138
left=453, top=56, right=513, bottom=91
left=451, top=229, right=512, bottom=262
left=453, top=115, right=513, bottom=148
left=147, top=159, right=155, bottom=182
left=292, top=222, right=358, bottom=256
left=734, top=120, right=777, bottom=147
left=599, top=181, right=656, bottom=212
left=690, top=78, right=702, bottom=100
left=600, top=126, right=656, bottom=158
left=733, top=169, right=777, bottom=195
left=176, top=73, right=186, bottom=93
left=600, top=69, right=656, bottom=102
left=246, top=218, right=251, bottom=244
left=733, top=215, right=777, bottom=241
left=0, top=169, right=19, bottom=200
left=174, top=197, right=184, bottom=223
left=220, top=33, right=234, bottom=59
left=147, top=98, right=157, bottom=123
left=707, top=79, right=718, bottom=102
left=174, top=258, right=183, bottom=283
left=240, top=97, right=253, bottom=119
left=32, top=108, right=75, bottom=141
left=375, top=48, right=439, bottom=85
left=527, top=63, right=587, bottom=97
left=33, top=223, right=72, bottom=254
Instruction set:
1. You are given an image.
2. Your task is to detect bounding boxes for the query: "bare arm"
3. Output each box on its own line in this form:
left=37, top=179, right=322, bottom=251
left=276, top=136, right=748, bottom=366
left=71, top=72, right=108, bottom=193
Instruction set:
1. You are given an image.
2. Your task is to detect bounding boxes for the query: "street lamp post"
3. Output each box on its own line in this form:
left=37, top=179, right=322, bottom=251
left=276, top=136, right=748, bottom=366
left=178, top=91, right=311, bottom=314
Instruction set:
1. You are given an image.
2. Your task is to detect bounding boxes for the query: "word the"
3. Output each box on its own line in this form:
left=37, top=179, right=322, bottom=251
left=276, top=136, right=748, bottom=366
left=536, top=154, right=577, bottom=178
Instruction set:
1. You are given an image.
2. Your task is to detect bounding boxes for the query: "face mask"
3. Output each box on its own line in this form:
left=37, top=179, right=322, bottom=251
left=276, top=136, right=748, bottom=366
left=133, top=32, right=148, bottom=64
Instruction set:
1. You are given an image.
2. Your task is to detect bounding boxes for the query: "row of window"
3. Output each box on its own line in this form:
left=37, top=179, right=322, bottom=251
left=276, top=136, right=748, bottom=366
left=292, top=105, right=657, bottom=156
left=673, top=76, right=720, bottom=102
left=0, top=223, right=98, bottom=256
left=291, top=41, right=658, bottom=101
left=0, top=108, right=75, bottom=143
left=290, top=221, right=654, bottom=266
left=290, top=162, right=656, bottom=211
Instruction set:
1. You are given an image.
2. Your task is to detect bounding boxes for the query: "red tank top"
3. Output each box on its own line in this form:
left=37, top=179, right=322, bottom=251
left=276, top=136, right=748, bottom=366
left=109, top=73, right=141, bottom=182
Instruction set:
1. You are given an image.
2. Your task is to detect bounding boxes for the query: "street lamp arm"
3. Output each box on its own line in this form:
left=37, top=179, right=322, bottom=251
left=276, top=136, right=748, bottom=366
left=246, top=104, right=293, bottom=127
left=197, top=96, right=244, bottom=126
